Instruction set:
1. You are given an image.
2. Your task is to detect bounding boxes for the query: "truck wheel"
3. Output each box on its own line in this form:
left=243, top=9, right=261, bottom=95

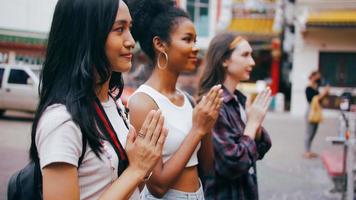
left=0, top=110, right=5, bottom=117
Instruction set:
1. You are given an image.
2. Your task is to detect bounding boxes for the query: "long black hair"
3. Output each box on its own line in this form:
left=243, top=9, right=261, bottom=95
left=128, top=0, right=190, bottom=70
left=198, top=32, right=240, bottom=98
left=30, top=0, right=125, bottom=161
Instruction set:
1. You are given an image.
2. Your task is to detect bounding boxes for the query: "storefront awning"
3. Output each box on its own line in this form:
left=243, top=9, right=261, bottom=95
left=307, top=10, right=356, bottom=28
left=0, top=29, right=47, bottom=51
left=0, top=34, right=46, bottom=46
left=227, top=18, right=276, bottom=36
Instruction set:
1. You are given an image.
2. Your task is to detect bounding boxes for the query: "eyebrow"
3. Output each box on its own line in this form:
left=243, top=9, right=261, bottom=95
left=240, top=49, right=252, bottom=54
left=113, top=20, right=132, bottom=26
left=183, top=33, right=196, bottom=38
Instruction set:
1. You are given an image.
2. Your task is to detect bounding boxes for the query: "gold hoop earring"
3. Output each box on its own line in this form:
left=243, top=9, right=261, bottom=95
left=157, top=52, right=168, bottom=70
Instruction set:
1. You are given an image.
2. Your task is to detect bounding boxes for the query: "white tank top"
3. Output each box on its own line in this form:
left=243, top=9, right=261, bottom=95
left=130, top=84, right=200, bottom=167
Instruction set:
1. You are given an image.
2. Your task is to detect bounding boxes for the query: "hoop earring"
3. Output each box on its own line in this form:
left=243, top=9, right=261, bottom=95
left=157, top=52, right=168, bottom=70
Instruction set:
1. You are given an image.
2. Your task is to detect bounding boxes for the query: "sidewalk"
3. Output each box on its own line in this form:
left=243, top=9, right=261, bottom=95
left=0, top=111, right=343, bottom=200
left=258, top=112, right=341, bottom=200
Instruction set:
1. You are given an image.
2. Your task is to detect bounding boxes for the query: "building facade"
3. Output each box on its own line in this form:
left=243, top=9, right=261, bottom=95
left=288, top=0, right=356, bottom=115
left=0, top=0, right=57, bottom=65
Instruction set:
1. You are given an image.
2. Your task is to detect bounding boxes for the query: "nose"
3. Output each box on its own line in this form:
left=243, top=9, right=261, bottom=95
left=124, top=32, right=135, bottom=49
left=249, top=56, right=255, bottom=67
left=192, top=43, right=200, bottom=53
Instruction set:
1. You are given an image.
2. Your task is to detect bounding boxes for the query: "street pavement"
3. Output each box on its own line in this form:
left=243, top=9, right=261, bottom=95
left=0, top=111, right=33, bottom=200
left=258, top=112, right=342, bottom=200
left=0, top=111, right=344, bottom=200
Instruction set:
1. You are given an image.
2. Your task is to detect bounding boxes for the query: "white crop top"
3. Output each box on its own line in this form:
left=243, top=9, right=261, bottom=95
left=130, top=84, right=200, bottom=167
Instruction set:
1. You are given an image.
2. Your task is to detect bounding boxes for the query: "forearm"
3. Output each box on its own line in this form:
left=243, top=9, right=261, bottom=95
left=243, top=121, right=259, bottom=140
left=197, top=132, right=214, bottom=175
left=99, top=167, right=144, bottom=200
left=320, top=87, right=330, bottom=100
left=147, top=130, right=203, bottom=194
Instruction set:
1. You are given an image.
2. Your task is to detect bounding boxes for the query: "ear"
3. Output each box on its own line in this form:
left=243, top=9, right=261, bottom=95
left=222, top=59, right=230, bottom=68
left=153, top=36, right=167, bottom=53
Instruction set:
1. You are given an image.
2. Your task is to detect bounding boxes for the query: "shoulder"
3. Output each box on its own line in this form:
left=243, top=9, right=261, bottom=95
left=35, top=104, right=83, bottom=168
left=36, top=104, right=81, bottom=143
left=306, top=86, right=317, bottom=92
left=128, top=92, right=158, bottom=112
left=306, top=86, right=318, bottom=94
left=38, top=104, right=76, bottom=130
left=128, top=92, right=158, bottom=127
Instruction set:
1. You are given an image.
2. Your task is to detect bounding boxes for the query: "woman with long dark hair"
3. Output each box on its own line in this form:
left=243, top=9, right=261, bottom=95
left=127, top=0, right=223, bottom=199
left=198, top=32, right=272, bottom=200
left=30, top=0, right=166, bottom=199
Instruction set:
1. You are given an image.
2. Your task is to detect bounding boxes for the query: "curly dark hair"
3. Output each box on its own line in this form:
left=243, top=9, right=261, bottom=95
left=128, top=0, right=190, bottom=69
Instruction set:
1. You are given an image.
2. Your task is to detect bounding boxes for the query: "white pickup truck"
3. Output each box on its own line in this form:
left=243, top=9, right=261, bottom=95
left=0, top=64, right=40, bottom=116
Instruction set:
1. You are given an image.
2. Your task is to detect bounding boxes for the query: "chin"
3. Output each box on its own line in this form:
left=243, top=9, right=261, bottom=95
left=242, top=75, right=250, bottom=81
left=186, top=64, right=197, bottom=72
left=114, top=63, right=132, bottom=73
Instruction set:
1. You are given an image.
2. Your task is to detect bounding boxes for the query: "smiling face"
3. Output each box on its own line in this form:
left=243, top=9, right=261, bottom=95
left=224, top=40, right=255, bottom=82
left=105, top=0, right=135, bottom=73
left=165, top=18, right=199, bottom=73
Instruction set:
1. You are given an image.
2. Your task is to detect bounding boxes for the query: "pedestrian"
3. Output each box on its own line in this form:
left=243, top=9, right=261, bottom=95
left=198, top=32, right=272, bottom=200
left=304, top=71, right=330, bottom=158
left=30, top=0, right=167, bottom=199
left=127, top=0, right=223, bottom=199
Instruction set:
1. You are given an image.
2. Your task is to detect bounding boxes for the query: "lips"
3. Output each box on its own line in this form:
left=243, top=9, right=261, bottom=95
left=188, top=57, right=198, bottom=62
left=121, top=53, right=132, bottom=59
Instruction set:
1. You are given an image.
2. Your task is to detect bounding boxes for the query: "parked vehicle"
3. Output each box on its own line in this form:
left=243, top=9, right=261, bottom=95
left=0, top=64, right=41, bottom=116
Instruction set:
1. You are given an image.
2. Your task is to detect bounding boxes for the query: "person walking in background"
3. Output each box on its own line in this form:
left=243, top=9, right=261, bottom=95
left=304, top=71, right=330, bottom=158
left=127, top=0, right=223, bottom=199
left=198, top=32, right=272, bottom=200
left=30, top=0, right=167, bottom=199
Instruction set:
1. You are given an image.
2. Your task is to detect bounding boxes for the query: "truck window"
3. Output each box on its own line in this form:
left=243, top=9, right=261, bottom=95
left=8, top=69, right=30, bottom=85
left=0, top=68, right=4, bottom=88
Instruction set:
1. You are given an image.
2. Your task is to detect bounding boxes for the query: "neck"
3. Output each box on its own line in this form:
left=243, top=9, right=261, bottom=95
left=146, top=67, right=179, bottom=94
left=96, top=79, right=110, bottom=102
left=223, top=75, right=239, bottom=94
left=309, top=81, right=317, bottom=88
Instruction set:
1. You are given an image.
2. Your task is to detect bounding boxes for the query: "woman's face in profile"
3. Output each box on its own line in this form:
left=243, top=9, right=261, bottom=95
left=224, top=40, right=255, bottom=82
left=105, top=0, right=135, bottom=73
left=165, top=18, right=199, bottom=73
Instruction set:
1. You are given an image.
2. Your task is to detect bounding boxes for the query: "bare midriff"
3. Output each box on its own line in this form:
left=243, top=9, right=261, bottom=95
left=171, top=166, right=200, bottom=192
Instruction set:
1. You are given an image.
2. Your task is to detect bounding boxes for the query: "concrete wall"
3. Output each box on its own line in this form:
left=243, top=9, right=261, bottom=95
left=291, top=26, right=356, bottom=115
left=0, top=0, right=58, bottom=33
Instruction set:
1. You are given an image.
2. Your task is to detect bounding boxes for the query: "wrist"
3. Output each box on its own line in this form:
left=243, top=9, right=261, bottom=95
left=246, top=121, right=259, bottom=131
left=244, top=122, right=259, bottom=139
left=192, top=127, right=206, bottom=139
left=126, top=166, right=147, bottom=183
